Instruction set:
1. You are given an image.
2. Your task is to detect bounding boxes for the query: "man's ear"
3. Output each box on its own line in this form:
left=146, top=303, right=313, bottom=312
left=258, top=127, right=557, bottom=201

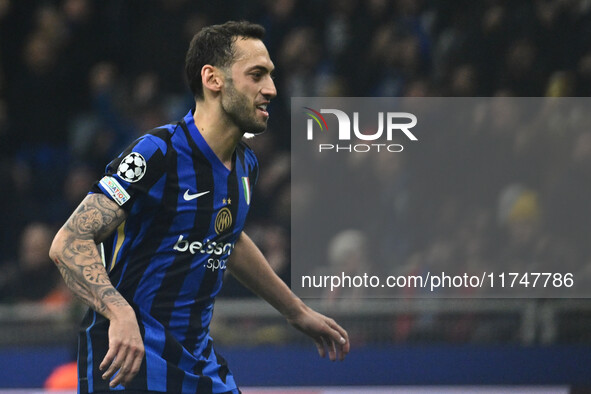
left=201, top=65, right=224, bottom=94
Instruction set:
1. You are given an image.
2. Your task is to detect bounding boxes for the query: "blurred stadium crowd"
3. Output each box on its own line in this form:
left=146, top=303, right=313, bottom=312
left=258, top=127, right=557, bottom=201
left=1, top=0, right=591, bottom=312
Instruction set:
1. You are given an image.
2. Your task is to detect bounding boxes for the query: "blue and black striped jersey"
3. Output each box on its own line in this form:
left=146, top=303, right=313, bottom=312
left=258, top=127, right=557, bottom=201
left=81, top=110, right=258, bottom=393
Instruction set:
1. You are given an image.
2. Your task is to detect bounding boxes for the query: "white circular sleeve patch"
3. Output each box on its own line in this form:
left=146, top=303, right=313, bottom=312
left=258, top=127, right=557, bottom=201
left=117, top=152, right=147, bottom=183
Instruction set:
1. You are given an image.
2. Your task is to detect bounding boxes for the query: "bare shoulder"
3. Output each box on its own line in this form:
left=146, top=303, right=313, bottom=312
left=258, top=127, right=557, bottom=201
left=65, top=193, right=128, bottom=243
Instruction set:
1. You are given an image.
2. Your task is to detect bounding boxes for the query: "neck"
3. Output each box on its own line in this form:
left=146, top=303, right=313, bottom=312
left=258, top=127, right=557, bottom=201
left=193, top=100, right=243, bottom=169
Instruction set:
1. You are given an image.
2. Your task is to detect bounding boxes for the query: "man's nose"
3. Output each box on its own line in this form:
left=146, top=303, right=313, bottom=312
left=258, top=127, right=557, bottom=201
left=261, top=77, right=277, bottom=99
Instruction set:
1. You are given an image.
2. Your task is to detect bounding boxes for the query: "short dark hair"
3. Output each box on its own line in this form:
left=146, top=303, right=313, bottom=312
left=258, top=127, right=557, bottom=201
left=185, top=21, right=266, bottom=100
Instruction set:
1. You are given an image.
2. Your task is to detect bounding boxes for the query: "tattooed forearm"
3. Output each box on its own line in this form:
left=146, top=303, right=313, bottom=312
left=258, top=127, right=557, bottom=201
left=55, top=260, right=113, bottom=314
left=100, top=288, right=132, bottom=308
left=83, top=263, right=112, bottom=285
left=54, top=240, right=128, bottom=316
left=56, top=263, right=96, bottom=305
left=50, top=194, right=130, bottom=318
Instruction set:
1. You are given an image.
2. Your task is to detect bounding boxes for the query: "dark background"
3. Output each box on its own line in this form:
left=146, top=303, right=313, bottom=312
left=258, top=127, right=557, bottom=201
left=1, top=0, right=591, bottom=389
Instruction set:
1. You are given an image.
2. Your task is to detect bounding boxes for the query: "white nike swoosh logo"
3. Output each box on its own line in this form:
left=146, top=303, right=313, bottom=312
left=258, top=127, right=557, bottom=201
left=183, top=190, right=210, bottom=201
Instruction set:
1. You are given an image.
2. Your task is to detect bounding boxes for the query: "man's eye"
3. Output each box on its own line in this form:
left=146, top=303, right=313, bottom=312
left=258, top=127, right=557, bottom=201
left=251, top=72, right=262, bottom=80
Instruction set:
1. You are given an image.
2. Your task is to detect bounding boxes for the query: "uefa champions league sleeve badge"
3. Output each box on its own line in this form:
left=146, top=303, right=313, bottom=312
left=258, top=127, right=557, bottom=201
left=117, top=152, right=147, bottom=183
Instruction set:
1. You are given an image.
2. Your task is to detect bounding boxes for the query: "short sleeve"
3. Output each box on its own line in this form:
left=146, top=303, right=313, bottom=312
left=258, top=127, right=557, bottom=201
left=92, top=134, right=168, bottom=210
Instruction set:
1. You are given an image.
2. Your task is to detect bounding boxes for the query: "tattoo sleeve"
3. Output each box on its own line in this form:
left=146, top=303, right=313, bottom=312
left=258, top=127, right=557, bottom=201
left=51, top=193, right=130, bottom=317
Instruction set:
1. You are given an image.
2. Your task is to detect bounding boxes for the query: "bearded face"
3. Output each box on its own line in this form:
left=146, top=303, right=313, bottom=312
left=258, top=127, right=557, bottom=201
left=219, top=38, right=276, bottom=135
left=221, top=75, right=269, bottom=135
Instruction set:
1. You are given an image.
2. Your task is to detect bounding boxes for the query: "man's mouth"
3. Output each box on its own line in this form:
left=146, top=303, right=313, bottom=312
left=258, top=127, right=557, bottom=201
left=256, top=103, right=269, bottom=117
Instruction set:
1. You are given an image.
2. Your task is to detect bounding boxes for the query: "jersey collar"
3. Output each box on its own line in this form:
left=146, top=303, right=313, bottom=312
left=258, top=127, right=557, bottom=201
left=183, top=110, right=233, bottom=174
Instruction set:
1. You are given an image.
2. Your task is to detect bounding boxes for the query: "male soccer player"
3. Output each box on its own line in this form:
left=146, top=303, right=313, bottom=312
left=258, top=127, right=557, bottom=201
left=49, top=21, right=349, bottom=394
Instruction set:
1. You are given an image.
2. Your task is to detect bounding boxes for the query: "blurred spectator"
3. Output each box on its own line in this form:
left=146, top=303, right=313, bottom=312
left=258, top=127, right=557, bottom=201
left=0, top=222, right=70, bottom=306
left=499, top=38, right=545, bottom=96
left=221, top=223, right=290, bottom=297
left=575, top=51, right=591, bottom=96
left=9, top=10, right=69, bottom=148
left=318, top=229, right=378, bottom=301
left=48, top=164, right=98, bottom=224
left=1, top=1, right=591, bottom=321
left=545, top=131, right=591, bottom=256
left=496, top=184, right=543, bottom=272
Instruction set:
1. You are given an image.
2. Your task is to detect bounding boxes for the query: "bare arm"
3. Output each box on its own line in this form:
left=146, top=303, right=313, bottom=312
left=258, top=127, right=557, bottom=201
left=49, top=193, right=144, bottom=388
left=227, top=232, right=349, bottom=361
left=50, top=193, right=127, bottom=314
